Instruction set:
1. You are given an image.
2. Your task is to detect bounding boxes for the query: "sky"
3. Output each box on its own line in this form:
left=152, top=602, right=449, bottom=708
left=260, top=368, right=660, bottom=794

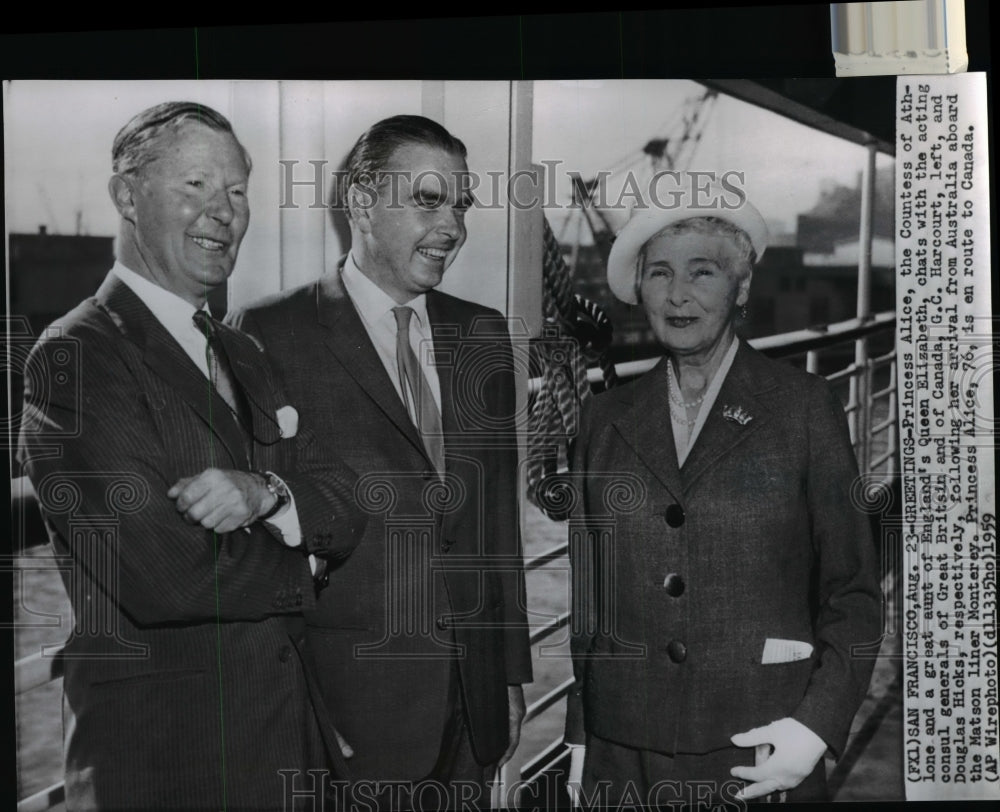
left=4, top=79, right=894, bottom=240
left=4, top=81, right=237, bottom=237
left=532, top=79, right=895, bottom=239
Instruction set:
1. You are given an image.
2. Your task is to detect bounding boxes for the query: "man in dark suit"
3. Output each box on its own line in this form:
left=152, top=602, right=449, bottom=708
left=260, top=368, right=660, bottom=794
left=18, top=101, right=362, bottom=810
left=229, top=115, right=532, bottom=808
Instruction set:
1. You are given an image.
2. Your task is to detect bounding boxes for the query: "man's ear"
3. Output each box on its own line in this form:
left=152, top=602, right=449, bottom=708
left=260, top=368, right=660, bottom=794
left=108, top=174, right=137, bottom=224
left=347, top=183, right=373, bottom=235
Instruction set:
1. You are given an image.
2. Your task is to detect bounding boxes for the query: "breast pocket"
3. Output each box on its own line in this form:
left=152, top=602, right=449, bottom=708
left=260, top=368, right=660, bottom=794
left=89, top=667, right=207, bottom=692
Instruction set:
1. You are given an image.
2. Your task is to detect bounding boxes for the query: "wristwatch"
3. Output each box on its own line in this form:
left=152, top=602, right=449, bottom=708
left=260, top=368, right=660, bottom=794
left=257, top=471, right=291, bottom=521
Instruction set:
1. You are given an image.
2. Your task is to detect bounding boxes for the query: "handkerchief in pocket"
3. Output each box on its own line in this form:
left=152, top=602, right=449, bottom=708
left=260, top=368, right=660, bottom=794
left=761, top=638, right=813, bottom=664
left=276, top=405, right=299, bottom=438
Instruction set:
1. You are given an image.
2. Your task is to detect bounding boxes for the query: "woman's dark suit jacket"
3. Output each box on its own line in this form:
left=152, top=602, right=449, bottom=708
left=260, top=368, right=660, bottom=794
left=565, top=341, right=882, bottom=759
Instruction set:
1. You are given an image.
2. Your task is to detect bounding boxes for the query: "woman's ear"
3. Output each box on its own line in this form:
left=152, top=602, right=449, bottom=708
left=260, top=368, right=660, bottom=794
left=736, top=268, right=753, bottom=307
left=633, top=257, right=645, bottom=305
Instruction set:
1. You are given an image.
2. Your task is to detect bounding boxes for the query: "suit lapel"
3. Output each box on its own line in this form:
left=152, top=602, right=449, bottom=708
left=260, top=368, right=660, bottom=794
left=609, top=357, right=684, bottom=503
left=679, top=342, right=774, bottom=493
left=426, top=291, right=455, bottom=467
left=214, top=324, right=282, bottom=448
left=95, top=274, right=247, bottom=467
left=315, top=269, right=431, bottom=467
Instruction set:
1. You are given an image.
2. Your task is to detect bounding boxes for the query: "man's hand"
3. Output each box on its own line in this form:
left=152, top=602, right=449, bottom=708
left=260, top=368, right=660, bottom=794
left=730, top=717, right=827, bottom=801
left=168, top=469, right=276, bottom=534
left=498, top=685, right=526, bottom=767
left=566, top=745, right=586, bottom=808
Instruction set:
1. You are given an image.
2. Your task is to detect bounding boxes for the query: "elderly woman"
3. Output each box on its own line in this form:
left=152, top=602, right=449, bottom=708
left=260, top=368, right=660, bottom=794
left=564, top=179, right=882, bottom=805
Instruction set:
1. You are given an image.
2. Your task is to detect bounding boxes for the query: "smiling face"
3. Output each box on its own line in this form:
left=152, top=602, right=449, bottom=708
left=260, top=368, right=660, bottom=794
left=638, top=230, right=750, bottom=364
left=350, top=142, right=470, bottom=304
left=111, top=121, right=250, bottom=307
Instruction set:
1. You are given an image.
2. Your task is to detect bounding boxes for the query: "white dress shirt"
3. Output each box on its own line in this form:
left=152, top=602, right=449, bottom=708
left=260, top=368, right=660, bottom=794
left=341, top=253, right=443, bottom=421
left=111, top=262, right=302, bottom=548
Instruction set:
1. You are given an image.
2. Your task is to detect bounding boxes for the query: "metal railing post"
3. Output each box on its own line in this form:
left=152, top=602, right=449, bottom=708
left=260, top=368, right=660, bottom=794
left=494, top=762, right=510, bottom=809
left=854, top=140, right=878, bottom=470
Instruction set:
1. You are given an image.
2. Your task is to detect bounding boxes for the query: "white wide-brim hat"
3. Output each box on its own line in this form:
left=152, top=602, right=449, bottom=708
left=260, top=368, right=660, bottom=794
left=606, top=173, right=769, bottom=304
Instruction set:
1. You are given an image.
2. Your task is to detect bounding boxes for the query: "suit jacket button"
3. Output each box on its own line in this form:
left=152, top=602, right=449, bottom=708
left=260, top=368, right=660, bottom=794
left=664, top=504, right=685, bottom=527
left=663, top=573, right=685, bottom=597
left=278, top=645, right=292, bottom=663
left=667, top=640, right=687, bottom=663
left=440, top=538, right=453, bottom=553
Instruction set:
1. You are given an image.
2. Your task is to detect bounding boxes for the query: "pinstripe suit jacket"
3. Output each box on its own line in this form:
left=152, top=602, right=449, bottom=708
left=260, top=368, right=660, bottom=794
left=229, top=268, right=533, bottom=781
left=18, top=273, right=363, bottom=810
left=565, top=342, right=882, bottom=759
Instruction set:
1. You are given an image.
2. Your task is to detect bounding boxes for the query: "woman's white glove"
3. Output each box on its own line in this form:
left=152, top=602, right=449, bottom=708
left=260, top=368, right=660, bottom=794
left=731, top=717, right=827, bottom=800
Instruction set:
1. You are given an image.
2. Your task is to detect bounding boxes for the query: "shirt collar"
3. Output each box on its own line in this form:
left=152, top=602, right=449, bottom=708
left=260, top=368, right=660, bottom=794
left=342, top=253, right=430, bottom=331
left=111, top=261, right=208, bottom=334
left=716, top=334, right=741, bottom=383
left=670, top=335, right=740, bottom=467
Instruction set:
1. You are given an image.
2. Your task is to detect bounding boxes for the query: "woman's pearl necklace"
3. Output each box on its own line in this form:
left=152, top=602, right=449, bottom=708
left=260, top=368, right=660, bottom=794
left=667, top=364, right=704, bottom=427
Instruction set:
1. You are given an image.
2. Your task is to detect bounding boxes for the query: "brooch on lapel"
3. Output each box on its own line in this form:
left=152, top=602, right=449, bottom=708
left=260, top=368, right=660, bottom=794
left=722, top=404, right=753, bottom=426
left=276, top=405, right=299, bottom=438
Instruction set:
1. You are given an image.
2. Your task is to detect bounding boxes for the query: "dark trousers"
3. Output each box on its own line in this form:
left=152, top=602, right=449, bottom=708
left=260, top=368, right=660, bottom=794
left=331, top=662, right=496, bottom=812
left=582, top=732, right=828, bottom=808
